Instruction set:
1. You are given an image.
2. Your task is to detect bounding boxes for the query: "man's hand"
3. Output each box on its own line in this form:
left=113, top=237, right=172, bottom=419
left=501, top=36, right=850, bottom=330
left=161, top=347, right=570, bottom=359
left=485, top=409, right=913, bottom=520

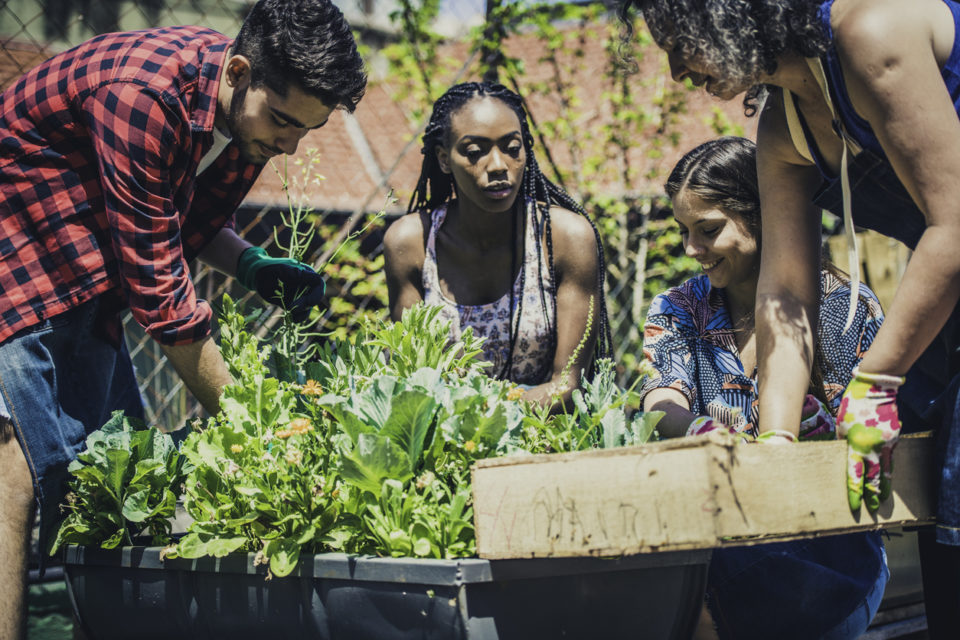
left=837, top=368, right=905, bottom=511
left=236, top=246, right=326, bottom=323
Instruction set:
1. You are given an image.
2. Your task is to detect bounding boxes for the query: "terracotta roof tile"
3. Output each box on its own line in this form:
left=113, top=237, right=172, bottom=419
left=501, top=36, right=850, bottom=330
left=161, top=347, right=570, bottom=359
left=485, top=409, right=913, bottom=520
left=1, top=25, right=756, bottom=214
left=244, top=21, right=755, bottom=212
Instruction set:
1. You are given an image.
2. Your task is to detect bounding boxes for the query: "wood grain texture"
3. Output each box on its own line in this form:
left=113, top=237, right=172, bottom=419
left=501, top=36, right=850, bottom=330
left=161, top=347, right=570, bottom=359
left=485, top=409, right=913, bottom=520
left=472, top=432, right=936, bottom=559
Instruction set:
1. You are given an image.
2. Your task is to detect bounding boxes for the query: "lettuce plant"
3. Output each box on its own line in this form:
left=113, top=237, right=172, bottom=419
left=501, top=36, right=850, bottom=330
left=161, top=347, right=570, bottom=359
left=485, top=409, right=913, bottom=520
left=50, top=411, right=186, bottom=553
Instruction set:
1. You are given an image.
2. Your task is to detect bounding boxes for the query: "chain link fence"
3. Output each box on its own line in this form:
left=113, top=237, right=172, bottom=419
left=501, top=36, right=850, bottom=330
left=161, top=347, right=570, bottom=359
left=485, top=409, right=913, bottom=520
left=0, top=0, right=740, bottom=431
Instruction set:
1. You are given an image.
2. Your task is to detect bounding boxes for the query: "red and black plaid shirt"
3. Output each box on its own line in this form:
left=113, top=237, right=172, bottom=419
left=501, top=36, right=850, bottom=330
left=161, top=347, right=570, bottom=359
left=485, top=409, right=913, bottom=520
left=0, top=26, right=262, bottom=346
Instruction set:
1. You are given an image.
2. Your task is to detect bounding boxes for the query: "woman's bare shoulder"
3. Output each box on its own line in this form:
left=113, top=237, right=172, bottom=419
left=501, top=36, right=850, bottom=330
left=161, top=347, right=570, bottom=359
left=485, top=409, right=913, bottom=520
left=383, top=211, right=430, bottom=271
left=543, top=204, right=596, bottom=245
left=384, top=211, right=429, bottom=251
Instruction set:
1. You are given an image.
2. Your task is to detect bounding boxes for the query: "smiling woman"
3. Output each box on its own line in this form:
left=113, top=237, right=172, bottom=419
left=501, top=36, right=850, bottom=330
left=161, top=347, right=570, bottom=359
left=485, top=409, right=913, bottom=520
left=640, top=137, right=888, bottom=640
left=382, top=81, right=611, bottom=407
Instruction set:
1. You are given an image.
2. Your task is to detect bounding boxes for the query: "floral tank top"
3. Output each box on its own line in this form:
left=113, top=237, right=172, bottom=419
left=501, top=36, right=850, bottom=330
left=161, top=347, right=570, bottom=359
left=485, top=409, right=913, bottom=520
left=422, top=201, right=556, bottom=385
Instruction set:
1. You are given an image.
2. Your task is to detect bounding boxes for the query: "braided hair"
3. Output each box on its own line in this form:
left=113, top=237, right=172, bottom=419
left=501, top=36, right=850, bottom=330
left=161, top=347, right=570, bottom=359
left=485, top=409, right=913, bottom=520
left=408, top=81, right=613, bottom=381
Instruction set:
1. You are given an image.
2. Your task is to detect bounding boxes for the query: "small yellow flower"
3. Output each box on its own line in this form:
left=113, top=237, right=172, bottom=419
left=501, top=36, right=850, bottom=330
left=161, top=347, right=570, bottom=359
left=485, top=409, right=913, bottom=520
left=289, top=418, right=312, bottom=434
left=506, top=387, right=525, bottom=401
left=230, top=444, right=244, bottom=454
left=464, top=440, right=476, bottom=453
left=275, top=429, right=292, bottom=440
left=301, top=380, right=324, bottom=396
left=285, top=449, right=303, bottom=466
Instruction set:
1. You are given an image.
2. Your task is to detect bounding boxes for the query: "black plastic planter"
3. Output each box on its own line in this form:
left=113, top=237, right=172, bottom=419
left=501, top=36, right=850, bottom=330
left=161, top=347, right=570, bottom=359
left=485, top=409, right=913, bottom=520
left=63, top=545, right=710, bottom=639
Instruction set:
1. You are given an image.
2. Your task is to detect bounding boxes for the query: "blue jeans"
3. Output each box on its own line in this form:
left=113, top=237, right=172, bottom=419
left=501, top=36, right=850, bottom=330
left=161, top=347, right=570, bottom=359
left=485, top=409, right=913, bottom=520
left=705, top=531, right=887, bottom=640
left=0, top=298, right=143, bottom=558
left=821, top=544, right=889, bottom=640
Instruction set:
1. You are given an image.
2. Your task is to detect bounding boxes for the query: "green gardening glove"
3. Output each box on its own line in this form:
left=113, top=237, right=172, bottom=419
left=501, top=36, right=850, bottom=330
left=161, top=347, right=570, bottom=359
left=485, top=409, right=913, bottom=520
left=236, top=246, right=326, bottom=323
left=837, top=368, right=905, bottom=512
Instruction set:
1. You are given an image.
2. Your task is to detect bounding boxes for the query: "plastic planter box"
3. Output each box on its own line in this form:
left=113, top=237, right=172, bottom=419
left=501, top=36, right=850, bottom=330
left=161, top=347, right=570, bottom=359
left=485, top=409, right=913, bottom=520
left=63, top=545, right=710, bottom=639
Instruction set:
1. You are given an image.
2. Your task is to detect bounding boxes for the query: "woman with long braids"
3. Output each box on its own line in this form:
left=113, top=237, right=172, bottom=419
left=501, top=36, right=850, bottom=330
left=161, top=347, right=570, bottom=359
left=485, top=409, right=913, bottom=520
left=383, top=81, right=611, bottom=404
left=617, top=1, right=960, bottom=635
left=642, top=137, right=888, bottom=640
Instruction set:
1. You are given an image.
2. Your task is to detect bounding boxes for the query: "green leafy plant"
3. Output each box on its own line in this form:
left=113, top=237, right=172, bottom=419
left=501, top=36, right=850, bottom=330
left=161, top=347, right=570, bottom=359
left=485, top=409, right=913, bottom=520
left=55, top=296, right=660, bottom=576
left=50, top=411, right=186, bottom=553
left=518, top=358, right=661, bottom=454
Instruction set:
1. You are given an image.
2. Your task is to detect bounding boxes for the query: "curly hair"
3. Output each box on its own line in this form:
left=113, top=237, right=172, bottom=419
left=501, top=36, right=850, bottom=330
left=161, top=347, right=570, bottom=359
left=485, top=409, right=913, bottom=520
left=233, top=0, right=367, bottom=111
left=618, top=0, right=829, bottom=113
left=409, top=81, right=613, bottom=381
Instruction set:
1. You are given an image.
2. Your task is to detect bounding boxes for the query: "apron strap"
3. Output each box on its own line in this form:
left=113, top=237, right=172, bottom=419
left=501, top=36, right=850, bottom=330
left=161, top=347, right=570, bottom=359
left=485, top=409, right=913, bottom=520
left=782, top=89, right=815, bottom=164
left=796, top=56, right=864, bottom=333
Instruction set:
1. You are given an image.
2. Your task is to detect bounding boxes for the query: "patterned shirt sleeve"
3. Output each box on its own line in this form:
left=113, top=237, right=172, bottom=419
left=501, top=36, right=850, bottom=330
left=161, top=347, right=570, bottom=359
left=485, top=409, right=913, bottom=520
left=817, top=271, right=886, bottom=410
left=83, top=82, right=211, bottom=346
left=640, top=289, right=698, bottom=409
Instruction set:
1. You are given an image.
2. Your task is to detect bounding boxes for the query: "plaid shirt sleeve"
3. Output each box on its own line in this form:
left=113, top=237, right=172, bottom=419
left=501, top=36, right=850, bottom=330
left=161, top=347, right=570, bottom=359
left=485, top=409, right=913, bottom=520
left=83, top=82, right=212, bottom=346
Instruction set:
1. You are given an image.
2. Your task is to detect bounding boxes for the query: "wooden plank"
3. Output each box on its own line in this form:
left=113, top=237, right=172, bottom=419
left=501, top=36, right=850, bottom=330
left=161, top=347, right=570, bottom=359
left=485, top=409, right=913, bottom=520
left=472, top=432, right=936, bottom=559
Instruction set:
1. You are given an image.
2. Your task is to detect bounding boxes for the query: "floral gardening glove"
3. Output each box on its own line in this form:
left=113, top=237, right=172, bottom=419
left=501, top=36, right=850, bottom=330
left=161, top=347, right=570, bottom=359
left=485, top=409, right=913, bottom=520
left=837, top=368, right=905, bottom=512
left=798, top=394, right=836, bottom=441
left=686, top=415, right=728, bottom=437
left=754, top=394, right=835, bottom=445
left=236, top=246, right=326, bottom=323
left=686, top=400, right=754, bottom=442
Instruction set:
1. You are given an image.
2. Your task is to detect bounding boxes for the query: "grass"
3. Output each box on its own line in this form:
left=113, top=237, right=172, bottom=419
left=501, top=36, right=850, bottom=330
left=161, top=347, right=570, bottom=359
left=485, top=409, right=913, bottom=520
left=27, top=580, right=75, bottom=639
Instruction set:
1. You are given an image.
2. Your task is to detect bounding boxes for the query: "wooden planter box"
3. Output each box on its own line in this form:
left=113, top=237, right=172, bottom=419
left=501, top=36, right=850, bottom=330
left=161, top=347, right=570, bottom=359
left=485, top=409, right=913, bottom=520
left=472, top=432, right=936, bottom=559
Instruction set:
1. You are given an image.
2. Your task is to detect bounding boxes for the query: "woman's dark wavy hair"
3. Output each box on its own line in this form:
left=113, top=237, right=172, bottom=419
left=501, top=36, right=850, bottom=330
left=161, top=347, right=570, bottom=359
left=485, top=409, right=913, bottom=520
left=233, top=0, right=367, bottom=111
left=408, top=81, right=613, bottom=382
left=665, top=136, right=760, bottom=238
left=618, top=0, right=830, bottom=114
left=666, top=136, right=844, bottom=408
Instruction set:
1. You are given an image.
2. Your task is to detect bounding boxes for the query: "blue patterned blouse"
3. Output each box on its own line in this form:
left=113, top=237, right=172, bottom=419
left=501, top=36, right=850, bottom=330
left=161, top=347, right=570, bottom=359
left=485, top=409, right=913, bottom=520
left=640, top=271, right=884, bottom=436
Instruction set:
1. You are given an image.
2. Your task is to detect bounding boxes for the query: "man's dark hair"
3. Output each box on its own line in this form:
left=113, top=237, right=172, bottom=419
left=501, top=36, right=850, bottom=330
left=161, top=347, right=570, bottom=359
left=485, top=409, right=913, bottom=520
left=408, top=81, right=613, bottom=381
left=618, top=0, right=829, bottom=114
left=233, top=0, right=367, bottom=111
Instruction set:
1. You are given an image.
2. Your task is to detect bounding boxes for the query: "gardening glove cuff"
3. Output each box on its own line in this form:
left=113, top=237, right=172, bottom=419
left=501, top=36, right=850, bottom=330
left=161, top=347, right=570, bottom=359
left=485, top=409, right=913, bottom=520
left=236, top=246, right=326, bottom=322
left=837, top=367, right=905, bottom=512
left=756, top=429, right=797, bottom=444
left=705, top=398, right=749, bottom=433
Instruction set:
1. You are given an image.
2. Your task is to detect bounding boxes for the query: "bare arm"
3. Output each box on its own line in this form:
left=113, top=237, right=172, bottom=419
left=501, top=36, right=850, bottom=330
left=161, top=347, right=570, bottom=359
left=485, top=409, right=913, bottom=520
left=197, top=226, right=252, bottom=277
left=755, top=91, right=826, bottom=435
left=643, top=387, right=697, bottom=439
left=160, top=335, right=232, bottom=415
left=382, top=213, right=427, bottom=322
left=521, top=208, right=600, bottom=407
left=833, top=0, right=960, bottom=375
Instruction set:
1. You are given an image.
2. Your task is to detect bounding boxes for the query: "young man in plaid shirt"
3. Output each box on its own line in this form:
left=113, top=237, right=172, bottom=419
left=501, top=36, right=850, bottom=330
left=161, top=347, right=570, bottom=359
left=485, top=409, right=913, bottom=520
left=0, top=0, right=366, bottom=634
